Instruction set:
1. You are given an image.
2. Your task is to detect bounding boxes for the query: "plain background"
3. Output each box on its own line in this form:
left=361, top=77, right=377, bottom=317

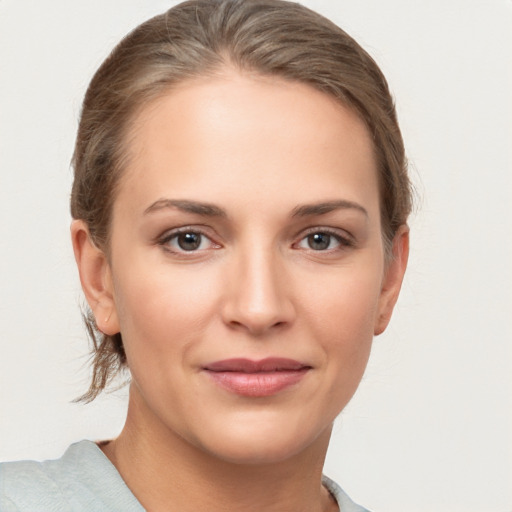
left=0, top=1, right=511, bottom=511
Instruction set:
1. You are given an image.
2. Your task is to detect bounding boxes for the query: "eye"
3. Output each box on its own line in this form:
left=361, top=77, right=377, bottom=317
left=174, top=232, right=204, bottom=251
left=159, top=229, right=218, bottom=253
left=296, top=230, right=352, bottom=252
left=301, top=232, right=338, bottom=251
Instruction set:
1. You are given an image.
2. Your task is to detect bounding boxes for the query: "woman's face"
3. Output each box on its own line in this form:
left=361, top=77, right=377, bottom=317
left=96, top=70, right=406, bottom=464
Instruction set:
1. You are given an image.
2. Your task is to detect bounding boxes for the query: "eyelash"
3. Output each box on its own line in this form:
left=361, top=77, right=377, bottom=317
left=158, top=226, right=220, bottom=256
left=157, top=226, right=354, bottom=256
left=293, top=227, right=354, bottom=252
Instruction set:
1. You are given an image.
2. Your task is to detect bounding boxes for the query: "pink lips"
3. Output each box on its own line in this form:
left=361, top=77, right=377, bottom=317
left=202, top=358, right=311, bottom=397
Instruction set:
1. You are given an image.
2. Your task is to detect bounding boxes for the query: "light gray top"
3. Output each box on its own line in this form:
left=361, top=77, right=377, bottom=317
left=0, top=440, right=370, bottom=511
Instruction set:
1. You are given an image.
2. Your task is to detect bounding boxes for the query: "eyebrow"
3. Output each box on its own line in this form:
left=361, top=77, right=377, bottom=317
left=144, top=199, right=227, bottom=217
left=144, top=198, right=367, bottom=219
left=291, top=200, right=368, bottom=218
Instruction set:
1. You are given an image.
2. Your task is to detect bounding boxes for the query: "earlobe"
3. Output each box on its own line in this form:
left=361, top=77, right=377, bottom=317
left=70, top=220, right=120, bottom=336
left=374, top=225, right=409, bottom=336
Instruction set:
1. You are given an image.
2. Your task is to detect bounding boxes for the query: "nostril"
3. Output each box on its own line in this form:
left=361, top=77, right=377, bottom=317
left=226, top=317, right=288, bottom=335
left=221, top=278, right=296, bottom=334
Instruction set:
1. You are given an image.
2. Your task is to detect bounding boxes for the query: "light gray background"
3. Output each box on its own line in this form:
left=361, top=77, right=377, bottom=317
left=1, top=1, right=511, bottom=511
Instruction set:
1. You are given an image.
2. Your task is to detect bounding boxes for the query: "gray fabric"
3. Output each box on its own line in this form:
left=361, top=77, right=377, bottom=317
left=1, top=440, right=370, bottom=511
left=0, top=441, right=143, bottom=512
left=322, top=475, right=371, bottom=512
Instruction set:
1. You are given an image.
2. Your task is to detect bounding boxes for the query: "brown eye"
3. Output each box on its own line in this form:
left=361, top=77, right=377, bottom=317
left=177, top=232, right=202, bottom=251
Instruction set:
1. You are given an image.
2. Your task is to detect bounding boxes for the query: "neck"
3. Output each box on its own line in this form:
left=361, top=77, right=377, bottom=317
left=101, top=386, right=337, bottom=512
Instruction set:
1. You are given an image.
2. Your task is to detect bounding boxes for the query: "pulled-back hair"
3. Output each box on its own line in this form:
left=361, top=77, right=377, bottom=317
left=71, top=0, right=412, bottom=402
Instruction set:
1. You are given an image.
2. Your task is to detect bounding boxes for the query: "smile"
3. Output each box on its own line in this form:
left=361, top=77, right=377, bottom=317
left=202, top=358, right=312, bottom=397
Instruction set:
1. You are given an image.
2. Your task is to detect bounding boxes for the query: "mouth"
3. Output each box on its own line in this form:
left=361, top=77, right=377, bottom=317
left=202, top=358, right=312, bottom=397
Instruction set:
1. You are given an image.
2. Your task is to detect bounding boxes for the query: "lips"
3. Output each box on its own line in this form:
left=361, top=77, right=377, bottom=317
left=202, top=358, right=311, bottom=397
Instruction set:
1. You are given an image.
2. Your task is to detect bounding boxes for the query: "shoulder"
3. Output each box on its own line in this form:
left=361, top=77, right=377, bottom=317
left=0, top=440, right=144, bottom=512
left=322, top=475, right=373, bottom=512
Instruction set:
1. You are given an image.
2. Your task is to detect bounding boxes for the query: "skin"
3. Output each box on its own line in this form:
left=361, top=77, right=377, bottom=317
left=72, top=69, right=409, bottom=512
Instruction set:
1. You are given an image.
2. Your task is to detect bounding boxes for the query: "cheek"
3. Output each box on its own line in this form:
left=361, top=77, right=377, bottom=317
left=112, top=262, right=221, bottom=367
left=302, top=263, right=383, bottom=341
left=300, top=264, right=383, bottom=395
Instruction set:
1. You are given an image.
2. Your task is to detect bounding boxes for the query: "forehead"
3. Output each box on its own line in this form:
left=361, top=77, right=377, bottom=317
left=117, top=69, right=380, bottom=219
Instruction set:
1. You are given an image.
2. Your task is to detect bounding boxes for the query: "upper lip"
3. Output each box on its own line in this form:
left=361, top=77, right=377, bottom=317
left=203, top=358, right=310, bottom=373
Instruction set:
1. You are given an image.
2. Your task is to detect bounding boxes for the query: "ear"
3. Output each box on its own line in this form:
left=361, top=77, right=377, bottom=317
left=71, top=220, right=120, bottom=336
left=374, top=225, right=409, bottom=336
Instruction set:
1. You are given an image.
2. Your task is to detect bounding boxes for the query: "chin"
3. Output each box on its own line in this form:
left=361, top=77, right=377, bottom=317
left=201, top=438, right=310, bottom=466
left=191, top=414, right=333, bottom=466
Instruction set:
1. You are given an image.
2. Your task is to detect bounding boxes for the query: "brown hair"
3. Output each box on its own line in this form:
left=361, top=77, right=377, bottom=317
left=71, top=0, right=412, bottom=402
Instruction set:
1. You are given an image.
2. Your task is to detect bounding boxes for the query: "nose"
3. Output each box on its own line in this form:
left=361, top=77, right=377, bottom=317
left=221, top=244, right=296, bottom=336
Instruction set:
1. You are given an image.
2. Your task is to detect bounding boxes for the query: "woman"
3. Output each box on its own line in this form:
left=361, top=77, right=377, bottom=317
left=0, top=0, right=411, bottom=510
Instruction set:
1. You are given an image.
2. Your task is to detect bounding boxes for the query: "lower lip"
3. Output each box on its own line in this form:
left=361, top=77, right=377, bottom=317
left=204, top=369, right=309, bottom=397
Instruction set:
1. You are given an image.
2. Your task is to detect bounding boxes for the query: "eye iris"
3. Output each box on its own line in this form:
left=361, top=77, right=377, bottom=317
left=177, top=232, right=201, bottom=251
left=308, top=233, right=330, bottom=250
